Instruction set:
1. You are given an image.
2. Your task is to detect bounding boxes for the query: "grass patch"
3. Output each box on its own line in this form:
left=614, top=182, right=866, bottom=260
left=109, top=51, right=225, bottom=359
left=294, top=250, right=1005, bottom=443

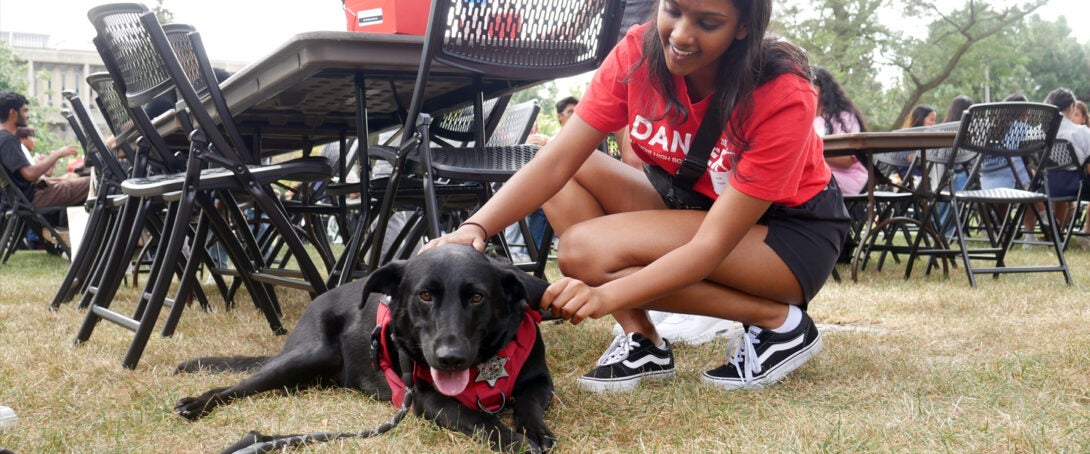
left=2, top=246, right=1090, bottom=452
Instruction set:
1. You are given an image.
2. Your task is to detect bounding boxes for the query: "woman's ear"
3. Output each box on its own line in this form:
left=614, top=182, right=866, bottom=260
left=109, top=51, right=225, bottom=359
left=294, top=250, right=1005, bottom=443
left=735, top=24, right=750, bottom=41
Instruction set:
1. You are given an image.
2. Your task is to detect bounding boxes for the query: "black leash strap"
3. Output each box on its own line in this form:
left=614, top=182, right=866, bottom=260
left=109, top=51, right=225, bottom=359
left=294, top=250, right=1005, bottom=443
left=222, top=360, right=417, bottom=453
left=673, top=107, right=724, bottom=189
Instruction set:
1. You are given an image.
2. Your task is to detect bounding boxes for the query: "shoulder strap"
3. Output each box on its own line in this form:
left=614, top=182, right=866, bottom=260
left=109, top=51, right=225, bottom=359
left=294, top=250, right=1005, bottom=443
left=673, top=107, right=723, bottom=189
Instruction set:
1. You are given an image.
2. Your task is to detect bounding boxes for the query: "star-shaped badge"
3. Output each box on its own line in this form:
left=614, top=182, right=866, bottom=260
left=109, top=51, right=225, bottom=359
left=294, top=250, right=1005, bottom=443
left=475, top=356, right=510, bottom=387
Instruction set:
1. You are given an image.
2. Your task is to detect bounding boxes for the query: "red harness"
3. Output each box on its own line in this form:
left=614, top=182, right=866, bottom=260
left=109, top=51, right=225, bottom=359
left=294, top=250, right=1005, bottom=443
left=375, top=301, right=542, bottom=413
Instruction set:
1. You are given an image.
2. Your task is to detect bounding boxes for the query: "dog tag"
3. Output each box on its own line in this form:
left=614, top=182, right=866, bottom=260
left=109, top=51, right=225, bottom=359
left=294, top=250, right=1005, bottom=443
left=369, top=325, right=383, bottom=371
left=475, top=356, right=510, bottom=387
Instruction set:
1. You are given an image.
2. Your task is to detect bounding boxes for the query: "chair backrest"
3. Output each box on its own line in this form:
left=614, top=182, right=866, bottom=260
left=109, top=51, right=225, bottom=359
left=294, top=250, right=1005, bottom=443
left=432, top=96, right=506, bottom=145
left=943, top=102, right=1062, bottom=192
left=486, top=100, right=540, bottom=147
left=427, top=0, right=622, bottom=78
left=88, top=3, right=248, bottom=167
left=954, top=102, right=1060, bottom=159
left=63, top=89, right=129, bottom=185
left=403, top=0, right=623, bottom=145
left=88, top=4, right=175, bottom=109
left=86, top=70, right=177, bottom=174
left=1042, top=139, right=1079, bottom=172
left=86, top=72, right=135, bottom=139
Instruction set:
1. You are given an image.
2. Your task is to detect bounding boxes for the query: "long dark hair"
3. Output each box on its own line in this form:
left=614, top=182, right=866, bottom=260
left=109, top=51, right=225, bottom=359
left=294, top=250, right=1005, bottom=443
left=1044, top=87, right=1076, bottom=112
left=943, top=95, right=974, bottom=123
left=903, top=104, right=936, bottom=128
left=812, top=66, right=867, bottom=133
left=631, top=0, right=810, bottom=151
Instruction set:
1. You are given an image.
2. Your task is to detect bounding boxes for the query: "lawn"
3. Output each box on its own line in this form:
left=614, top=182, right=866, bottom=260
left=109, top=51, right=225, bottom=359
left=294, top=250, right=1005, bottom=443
left=1, top=245, right=1089, bottom=453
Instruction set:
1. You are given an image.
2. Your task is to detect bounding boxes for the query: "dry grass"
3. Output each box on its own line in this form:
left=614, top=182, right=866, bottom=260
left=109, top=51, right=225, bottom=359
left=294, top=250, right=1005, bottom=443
left=2, top=246, right=1090, bottom=453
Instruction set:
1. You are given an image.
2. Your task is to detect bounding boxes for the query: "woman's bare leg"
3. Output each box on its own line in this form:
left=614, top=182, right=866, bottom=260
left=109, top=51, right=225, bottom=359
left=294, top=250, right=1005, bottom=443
left=558, top=210, right=800, bottom=345
left=541, top=152, right=671, bottom=341
left=541, top=153, right=801, bottom=346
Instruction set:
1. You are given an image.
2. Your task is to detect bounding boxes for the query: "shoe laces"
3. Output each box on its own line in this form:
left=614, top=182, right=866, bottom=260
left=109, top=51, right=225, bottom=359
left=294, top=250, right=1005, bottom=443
left=729, top=326, right=763, bottom=382
left=597, top=333, right=638, bottom=366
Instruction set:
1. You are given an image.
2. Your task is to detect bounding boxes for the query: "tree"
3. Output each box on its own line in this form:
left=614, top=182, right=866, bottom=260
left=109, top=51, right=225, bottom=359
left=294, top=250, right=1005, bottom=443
left=774, top=0, right=893, bottom=126
left=1, top=40, right=62, bottom=156
left=0, top=41, right=28, bottom=94
left=884, top=0, right=1047, bottom=129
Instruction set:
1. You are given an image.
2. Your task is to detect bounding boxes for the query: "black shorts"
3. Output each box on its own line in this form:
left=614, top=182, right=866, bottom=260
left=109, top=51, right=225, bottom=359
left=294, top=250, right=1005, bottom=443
left=644, top=163, right=850, bottom=307
left=758, top=180, right=850, bottom=308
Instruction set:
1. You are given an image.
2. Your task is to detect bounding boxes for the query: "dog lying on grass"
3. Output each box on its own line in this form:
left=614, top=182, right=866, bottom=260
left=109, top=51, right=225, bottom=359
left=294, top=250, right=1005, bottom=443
left=175, top=244, right=555, bottom=452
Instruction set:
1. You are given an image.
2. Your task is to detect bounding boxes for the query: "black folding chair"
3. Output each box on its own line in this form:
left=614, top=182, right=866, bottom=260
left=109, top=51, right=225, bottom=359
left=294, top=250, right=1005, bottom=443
left=51, top=90, right=135, bottom=307
left=0, top=161, right=72, bottom=263
left=78, top=3, right=333, bottom=368
left=907, top=102, right=1070, bottom=287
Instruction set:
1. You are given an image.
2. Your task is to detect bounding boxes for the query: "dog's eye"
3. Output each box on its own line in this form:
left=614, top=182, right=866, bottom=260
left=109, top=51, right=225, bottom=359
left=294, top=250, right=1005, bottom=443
left=418, top=291, right=433, bottom=302
left=468, top=293, right=484, bottom=304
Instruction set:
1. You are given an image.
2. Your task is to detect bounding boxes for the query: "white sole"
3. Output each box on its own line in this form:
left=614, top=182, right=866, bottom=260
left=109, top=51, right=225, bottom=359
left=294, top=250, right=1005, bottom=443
left=577, top=368, right=676, bottom=393
left=0, top=407, right=17, bottom=427
left=701, top=333, right=824, bottom=391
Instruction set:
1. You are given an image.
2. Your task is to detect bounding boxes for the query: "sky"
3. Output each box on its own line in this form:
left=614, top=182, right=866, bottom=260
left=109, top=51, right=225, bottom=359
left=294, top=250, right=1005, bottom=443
left=1, top=0, right=1087, bottom=67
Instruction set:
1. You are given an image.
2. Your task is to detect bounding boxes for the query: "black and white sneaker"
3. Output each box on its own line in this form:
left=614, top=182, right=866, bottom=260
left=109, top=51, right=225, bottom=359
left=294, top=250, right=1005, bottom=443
left=701, top=311, right=823, bottom=390
left=577, top=332, right=675, bottom=392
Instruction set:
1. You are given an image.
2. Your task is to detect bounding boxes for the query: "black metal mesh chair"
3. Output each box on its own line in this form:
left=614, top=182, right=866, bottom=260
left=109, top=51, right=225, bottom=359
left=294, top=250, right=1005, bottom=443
left=51, top=89, right=137, bottom=307
left=1037, top=139, right=1088, bottom=250
left=360, top=0, right=622, bottom=273
left=908, top=102, right=1069, bottom=287
left=0, top=161, right=72, bottom=263
left=79, top=3, right=333, bottom=368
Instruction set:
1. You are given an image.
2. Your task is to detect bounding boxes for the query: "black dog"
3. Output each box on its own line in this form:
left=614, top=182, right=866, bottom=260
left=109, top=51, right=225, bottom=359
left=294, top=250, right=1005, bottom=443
left=175, top=245, right=555, bottom=452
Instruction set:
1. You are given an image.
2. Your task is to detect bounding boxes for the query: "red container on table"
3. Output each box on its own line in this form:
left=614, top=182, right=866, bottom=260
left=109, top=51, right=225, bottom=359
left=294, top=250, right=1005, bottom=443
left=344, top=0, right=432, bottom=35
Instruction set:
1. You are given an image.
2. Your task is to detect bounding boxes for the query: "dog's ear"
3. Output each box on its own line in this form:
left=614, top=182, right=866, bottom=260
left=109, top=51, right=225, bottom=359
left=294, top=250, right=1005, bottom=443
left=360, top=260, right=407, bottom=309
left=500, top=269, right=549, bottom=310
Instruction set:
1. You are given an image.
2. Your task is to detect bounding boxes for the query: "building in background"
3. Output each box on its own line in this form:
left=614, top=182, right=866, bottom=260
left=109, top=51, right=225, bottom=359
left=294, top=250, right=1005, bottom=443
left=2, top=30, right=244, bottom=145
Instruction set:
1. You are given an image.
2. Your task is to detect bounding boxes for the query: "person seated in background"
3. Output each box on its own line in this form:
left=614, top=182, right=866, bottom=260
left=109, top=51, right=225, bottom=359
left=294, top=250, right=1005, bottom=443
left=903, top=104, right=937, bottom=129
left=1074, top=101, right=1089, bottom=127
left=977, top=94, right=1040, bottom=243
left=943, top=94, right=974, bottom=123
left=0, top=92, right=90, bottom=211
left=1041, top=88, right=1090, bottom=248
left=811, top=66, right=868, bottom=195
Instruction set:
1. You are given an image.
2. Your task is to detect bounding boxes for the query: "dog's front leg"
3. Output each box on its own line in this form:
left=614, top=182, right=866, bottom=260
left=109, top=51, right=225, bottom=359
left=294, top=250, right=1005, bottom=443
left=414, top=387, right=542, bottom=453
left=511, top=378, right=554, bottom=452
left=511, top=340, right=555, bottom=452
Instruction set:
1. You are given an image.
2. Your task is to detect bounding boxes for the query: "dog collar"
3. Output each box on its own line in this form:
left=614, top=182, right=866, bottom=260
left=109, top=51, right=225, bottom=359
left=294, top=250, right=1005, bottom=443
left=375, top=302, right=541, bottom=413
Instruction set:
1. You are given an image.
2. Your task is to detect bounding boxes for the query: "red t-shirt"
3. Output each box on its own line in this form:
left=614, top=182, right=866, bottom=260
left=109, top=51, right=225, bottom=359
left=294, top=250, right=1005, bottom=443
left=577, top=23, right=830, bottom=207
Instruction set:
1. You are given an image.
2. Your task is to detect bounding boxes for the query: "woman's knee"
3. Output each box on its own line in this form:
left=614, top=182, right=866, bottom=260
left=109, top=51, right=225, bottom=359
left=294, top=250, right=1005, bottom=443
left=555, top=221, right=609, bottom=283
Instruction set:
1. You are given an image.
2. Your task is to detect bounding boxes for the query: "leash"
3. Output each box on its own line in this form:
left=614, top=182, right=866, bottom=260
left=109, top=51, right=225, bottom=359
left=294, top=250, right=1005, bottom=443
left=222, top=363, right=416, bottom=454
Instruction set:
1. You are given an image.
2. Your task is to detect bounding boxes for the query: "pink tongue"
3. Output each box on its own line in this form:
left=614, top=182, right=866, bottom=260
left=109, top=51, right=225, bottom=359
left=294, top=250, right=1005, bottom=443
left=430, top=368, right=470, bottom=396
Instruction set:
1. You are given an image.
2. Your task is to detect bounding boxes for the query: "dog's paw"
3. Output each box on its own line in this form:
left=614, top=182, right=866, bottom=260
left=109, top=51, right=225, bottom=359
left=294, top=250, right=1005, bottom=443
left=519, top=425, right=555, bottom=453
left=173, top=397, right=211, bottom=421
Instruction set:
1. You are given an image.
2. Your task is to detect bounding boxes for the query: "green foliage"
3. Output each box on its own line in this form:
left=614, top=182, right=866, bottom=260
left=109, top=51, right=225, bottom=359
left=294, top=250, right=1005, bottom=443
left=776, top=0, right=1084, bottom=131
left=153, top=0, right=175, bottom=24
left=511, top=79, right=591, bottom=139
left=1, top=42, right=68, bottom=162
left=0, top=41, right=28, bottom=94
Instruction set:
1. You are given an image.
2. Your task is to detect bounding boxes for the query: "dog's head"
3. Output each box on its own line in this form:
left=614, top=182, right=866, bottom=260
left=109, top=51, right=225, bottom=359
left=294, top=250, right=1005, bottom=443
left=360, top=244, right=548, bottom=397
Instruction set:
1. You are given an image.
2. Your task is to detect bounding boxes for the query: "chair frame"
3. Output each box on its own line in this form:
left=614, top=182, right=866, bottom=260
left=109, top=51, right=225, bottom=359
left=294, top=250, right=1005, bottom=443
left=908, top=102, right=1070, bottom=287
left=347, top=0, right=622, bottom=281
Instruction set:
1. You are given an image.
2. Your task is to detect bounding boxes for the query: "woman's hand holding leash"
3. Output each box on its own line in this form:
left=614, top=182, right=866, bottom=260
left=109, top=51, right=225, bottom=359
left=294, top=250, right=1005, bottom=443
left=541, top=277, right=614, bottom=325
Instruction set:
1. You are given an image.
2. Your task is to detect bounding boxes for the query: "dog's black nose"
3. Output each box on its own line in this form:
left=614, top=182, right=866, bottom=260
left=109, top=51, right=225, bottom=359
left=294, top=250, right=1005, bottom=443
left=433, top=342, right=470, bottom=369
